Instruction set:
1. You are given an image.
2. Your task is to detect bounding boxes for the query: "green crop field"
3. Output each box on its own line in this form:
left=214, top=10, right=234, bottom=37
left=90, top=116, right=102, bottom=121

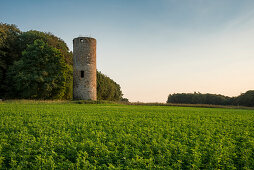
left=0, top=101, right=253, bottom=169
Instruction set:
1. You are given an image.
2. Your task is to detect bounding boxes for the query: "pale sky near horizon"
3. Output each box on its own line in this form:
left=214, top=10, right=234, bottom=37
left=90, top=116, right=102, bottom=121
left=1, top=0, right=254, bottom=102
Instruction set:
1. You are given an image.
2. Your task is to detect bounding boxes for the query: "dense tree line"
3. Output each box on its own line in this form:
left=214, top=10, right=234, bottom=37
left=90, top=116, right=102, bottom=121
left=0, top=23, right=124, bottom=101
left=234, top=90, right=254, bottom=107
left=167, top=91, right=254, bottom=107
left=97, top=71, right=122, bottom=101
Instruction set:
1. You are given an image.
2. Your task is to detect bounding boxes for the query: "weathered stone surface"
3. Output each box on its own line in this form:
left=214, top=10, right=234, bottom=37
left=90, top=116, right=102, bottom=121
left=73, top=37, right=97, bottom=100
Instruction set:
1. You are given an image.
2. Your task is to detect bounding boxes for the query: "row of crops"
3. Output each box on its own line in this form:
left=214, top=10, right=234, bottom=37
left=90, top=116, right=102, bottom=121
left=0, top=102, right=254, bottom=169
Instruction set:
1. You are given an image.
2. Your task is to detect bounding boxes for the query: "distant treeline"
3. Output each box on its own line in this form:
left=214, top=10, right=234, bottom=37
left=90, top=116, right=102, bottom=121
left=0, top=23, right=125, bottom=101
left=167, top=91, right=254, bottom=107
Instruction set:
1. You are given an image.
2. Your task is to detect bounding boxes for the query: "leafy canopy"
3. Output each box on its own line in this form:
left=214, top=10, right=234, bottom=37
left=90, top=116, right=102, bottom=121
left=97, top=71, right=123, bottom=101
left=0, top=23, right=21, bottom=97
left=7, top=39, right=71, bottom=99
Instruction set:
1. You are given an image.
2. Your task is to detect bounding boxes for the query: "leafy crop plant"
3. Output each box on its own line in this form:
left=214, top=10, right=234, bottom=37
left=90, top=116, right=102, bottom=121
left=0, top=101, right=253, bottom=169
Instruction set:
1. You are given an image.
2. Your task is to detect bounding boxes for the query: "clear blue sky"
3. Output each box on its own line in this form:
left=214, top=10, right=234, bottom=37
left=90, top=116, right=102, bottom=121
left=1, top=0, right=254, bottom=102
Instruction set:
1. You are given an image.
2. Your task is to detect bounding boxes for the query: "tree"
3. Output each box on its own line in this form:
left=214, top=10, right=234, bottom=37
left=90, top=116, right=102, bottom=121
left=7, top=39, right=72, bottom=99
left=97, top=71, right=123, bottom=101
left=19, top=30, right=72, bottom=65
left=0, top=23, right=21, bottom=98
left=235, top=90, right=254, bottom=107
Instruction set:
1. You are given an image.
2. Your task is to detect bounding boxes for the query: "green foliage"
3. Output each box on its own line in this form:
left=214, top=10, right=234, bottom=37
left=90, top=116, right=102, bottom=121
left=0, top=23, right=21, bottom=97
left=19, top=30, right=72, bottom=65
left=235, top=90, right=254, bottom=107
left=0, top=24, right=74, bottom=99
left=97, top=71, right=123, bottom=101
left=0, top=102, right=253, bottom=169
left=167, top=91, right=254, bottom=107
left=7, top=39, right=72, bottom=99
left=167, top=92, right=232, bottom=105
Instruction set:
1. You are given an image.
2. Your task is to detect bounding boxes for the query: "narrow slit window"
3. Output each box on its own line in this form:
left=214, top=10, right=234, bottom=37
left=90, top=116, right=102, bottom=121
left=81, top=70, right=84, bottom=78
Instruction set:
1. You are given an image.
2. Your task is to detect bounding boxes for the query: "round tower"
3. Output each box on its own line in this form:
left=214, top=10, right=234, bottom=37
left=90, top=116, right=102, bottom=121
left=73, top=37, right=96, bottom=100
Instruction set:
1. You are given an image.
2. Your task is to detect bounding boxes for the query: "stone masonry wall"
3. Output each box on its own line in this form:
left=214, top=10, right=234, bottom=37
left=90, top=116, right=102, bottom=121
left=73, top=37, right=96, bottom=100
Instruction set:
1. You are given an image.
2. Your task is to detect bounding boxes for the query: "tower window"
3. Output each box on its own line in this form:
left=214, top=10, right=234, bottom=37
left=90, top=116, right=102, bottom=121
left=81, top=70, right=84, bottom=78
left=80, top=39, right=84, bottom=43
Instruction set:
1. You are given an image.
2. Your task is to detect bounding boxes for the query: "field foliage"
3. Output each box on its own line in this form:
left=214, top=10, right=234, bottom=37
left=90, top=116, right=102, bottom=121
left=0, top=101, right=254, bottom=169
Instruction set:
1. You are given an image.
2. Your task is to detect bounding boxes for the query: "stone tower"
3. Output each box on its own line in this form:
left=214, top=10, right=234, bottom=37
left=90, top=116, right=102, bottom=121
left=73, top=37, right=96, bottom=100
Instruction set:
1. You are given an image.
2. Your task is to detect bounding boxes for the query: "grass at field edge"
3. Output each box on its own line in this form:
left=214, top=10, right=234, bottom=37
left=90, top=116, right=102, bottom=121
left=0, top=99, right=253, bottom=110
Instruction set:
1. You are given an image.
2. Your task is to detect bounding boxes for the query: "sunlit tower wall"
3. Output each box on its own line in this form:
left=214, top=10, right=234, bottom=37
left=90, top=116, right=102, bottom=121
left=73, top=37, right=97, bottom=100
